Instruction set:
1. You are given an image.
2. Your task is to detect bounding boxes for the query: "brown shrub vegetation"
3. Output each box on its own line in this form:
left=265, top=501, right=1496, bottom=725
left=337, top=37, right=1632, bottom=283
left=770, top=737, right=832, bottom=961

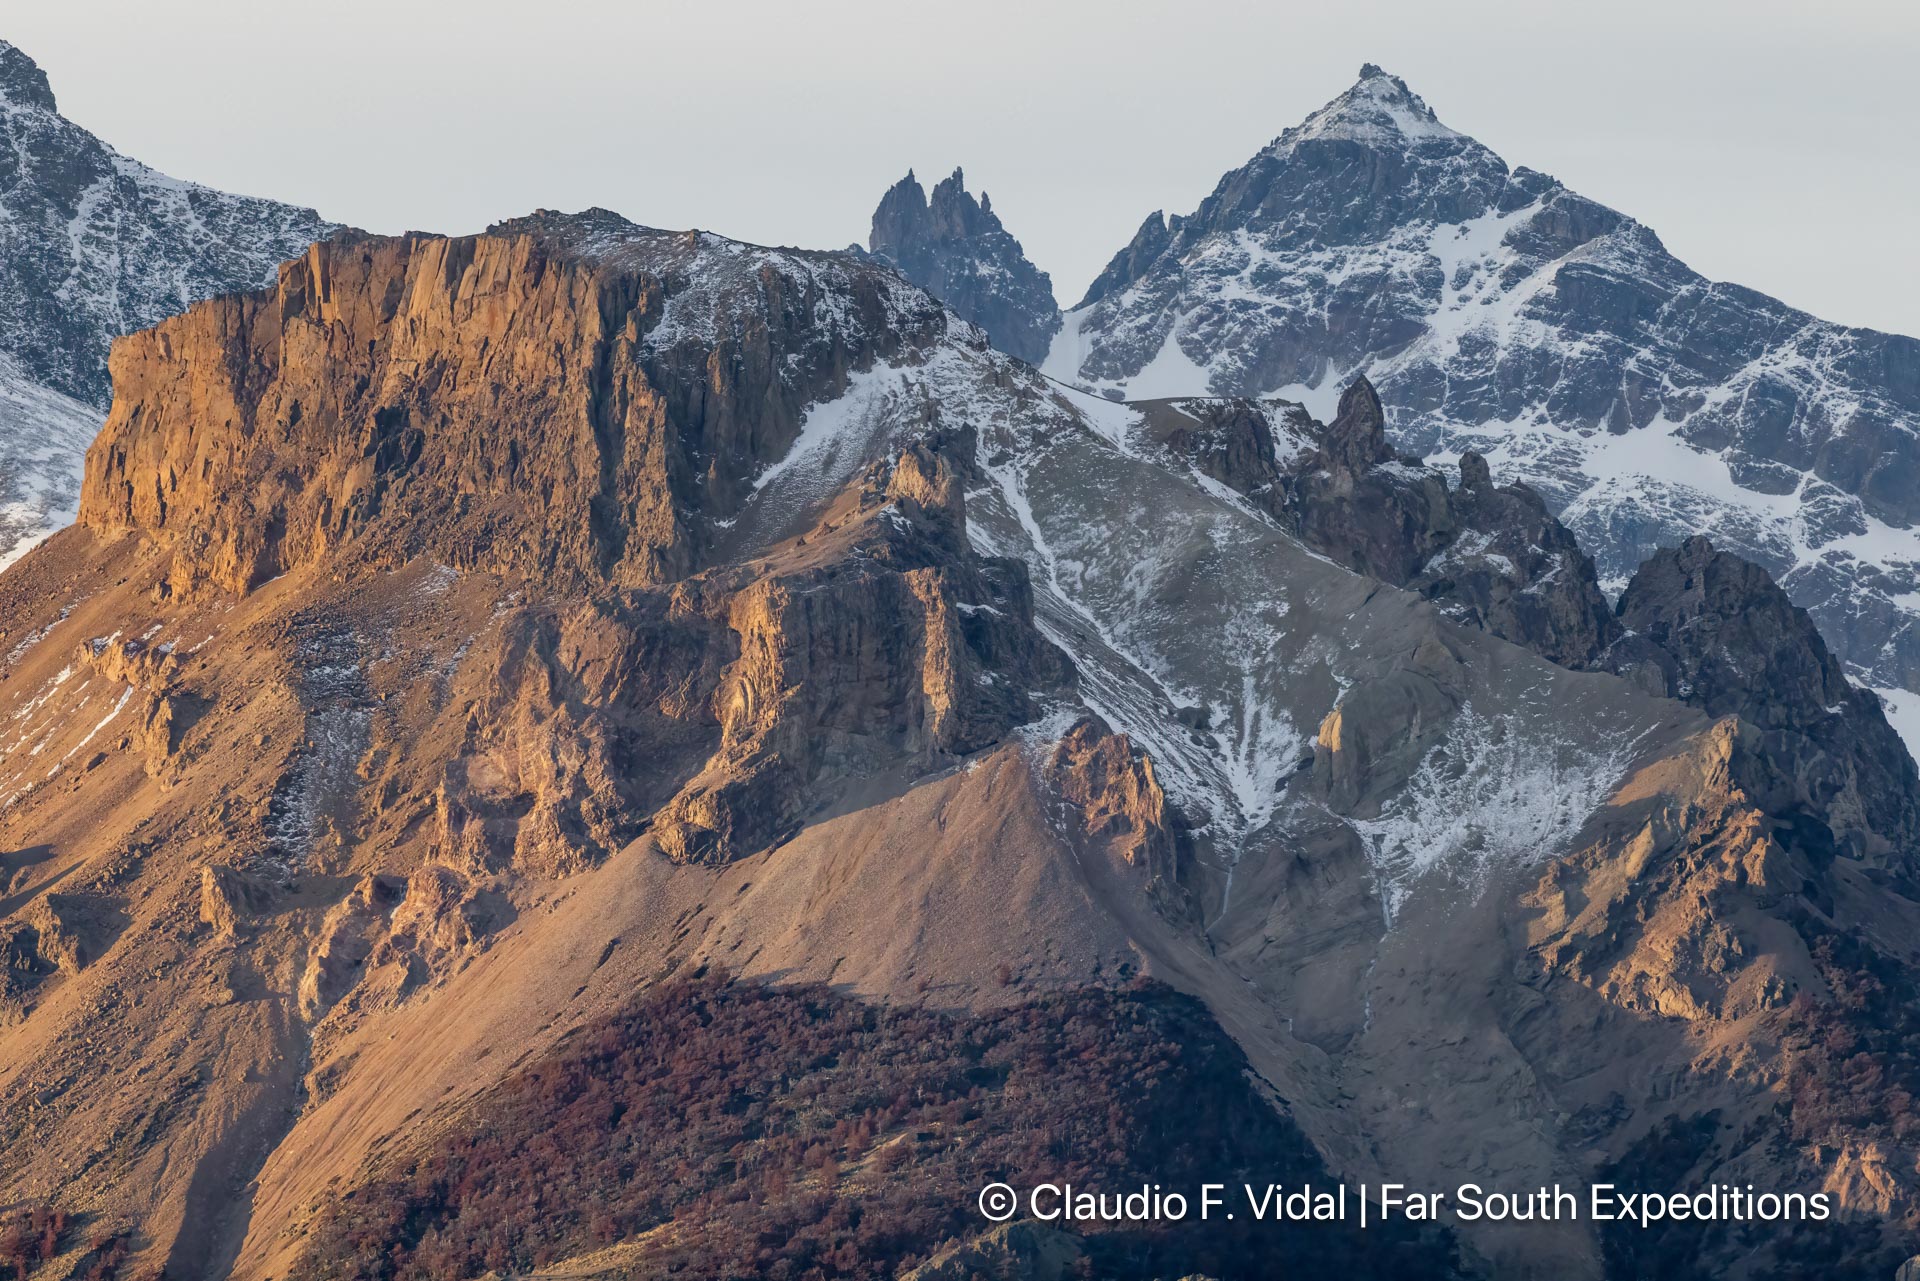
left=292, top=976, right=1457, bottom=1280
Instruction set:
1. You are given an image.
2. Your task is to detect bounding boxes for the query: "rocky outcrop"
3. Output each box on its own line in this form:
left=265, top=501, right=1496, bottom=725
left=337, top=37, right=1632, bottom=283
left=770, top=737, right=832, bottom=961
left=0, top=41, right=56, bottom=112
left=430, top=591, right=728, bottom=875
left=199, top=864, right=274, bottom=938
left=24, top=894, right=97, bottom=975
left=77, top=632, right=180, bottom=691
left=0, top=893, right=111, bottom=1019
left=401, top=422, right=1065, bottom=872
left=1145, top=378, right=1619, bottom=668
left=1080, top=211, right=1179, bottom=311
left=1410, top=449, right=1620, bottom=668
left=62, top=210, right=1069, bottom=888
left=868, top=168, right=1061, bottom=364
left=81, top=214, right=954, bottom=596
left=1610, top=536, right=1920, bottom=864
left=1522, top=721, right=1804, bottom=1021
left=1618, top=537, right=1876, bottom=729
left=1277, top=378, right=1455, bottom=584
left=377, top=864, right=496, bottom=981
left=0, top=922, right=52, bottom=1022
left=299, top=873, right=407, bottom=1020
left=136, top=692, right=184, bottom=777
left=1139, top=382, right=1446, bottom=583
left=1046, top=718, right=1183, bottom=901
left=300, top=866, right=498, bottom=1030
left=655, top=443, right=1068, bottom=864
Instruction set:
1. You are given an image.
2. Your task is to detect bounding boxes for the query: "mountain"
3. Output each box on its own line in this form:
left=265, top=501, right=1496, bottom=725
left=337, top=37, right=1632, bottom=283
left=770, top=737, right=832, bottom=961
left=2, top=211, right=1917, bottom=1279
left=1044, top=64, right=1920, bottom=747
left=867, top=167, right=1061, bottom=363
left=0, top=37, right=333, bottom=568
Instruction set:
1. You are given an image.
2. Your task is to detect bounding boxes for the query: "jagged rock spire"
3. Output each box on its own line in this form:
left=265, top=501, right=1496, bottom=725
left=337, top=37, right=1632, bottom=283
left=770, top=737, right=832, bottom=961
left=1326, top=376, right=1391, bottom=472
left=867, top=166, right=1061, bottom=364
left=1457, top=450, right=1492, bottom=490
left=1613, top=535, right=1920, bottom=859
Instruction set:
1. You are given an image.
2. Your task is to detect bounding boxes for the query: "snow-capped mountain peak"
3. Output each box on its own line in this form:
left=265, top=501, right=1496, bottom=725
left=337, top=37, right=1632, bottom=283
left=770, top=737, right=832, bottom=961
left=0, top=38, right=58, bottom=112
left=1047, top=64, right=1920, bottom=747
left=1286, top=63, right=1461, bottom=147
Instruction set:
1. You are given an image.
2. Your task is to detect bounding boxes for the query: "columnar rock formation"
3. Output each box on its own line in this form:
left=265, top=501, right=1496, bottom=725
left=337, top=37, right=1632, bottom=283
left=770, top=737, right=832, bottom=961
left=82, top=216, right=948, bottom=593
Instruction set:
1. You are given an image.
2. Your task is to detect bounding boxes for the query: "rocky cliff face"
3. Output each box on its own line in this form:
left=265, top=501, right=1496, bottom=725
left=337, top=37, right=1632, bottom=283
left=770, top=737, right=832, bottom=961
left=1154, top=372, right=1919, bottom=866
left=1046, top=63, right=1920, bottom=732
left=867, top=168, right=1061, bottom=364
left=0, top=38, right=333, bottom=568
left=81, top=214, right=950, bottom=594
left=1139, top=377, right=1620, bottom=669
left=1610, top=535, right=1920, bottom=868
left=5, top=211, right=1920, bottom=1281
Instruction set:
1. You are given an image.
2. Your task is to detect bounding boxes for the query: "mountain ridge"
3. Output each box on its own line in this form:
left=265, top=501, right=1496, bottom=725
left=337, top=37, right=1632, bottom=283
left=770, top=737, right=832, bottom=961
left=3, top=34, right=1920, bottom=1279
left=1044, top=64, right=1920, bottom=742
left=0, top=37, right=335, bottom=569
left=3, top=212, right=1917, bottom=1279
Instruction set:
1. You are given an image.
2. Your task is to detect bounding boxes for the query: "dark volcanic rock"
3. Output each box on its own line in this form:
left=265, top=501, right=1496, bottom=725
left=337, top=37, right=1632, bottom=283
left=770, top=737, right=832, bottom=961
left=1413, top=453, right=1621, bottom=669
left=1081, top=209, right=1180, bottom=309
left=0, top=39, right=56, bottom=111
left=868, top=168, right=1061, bottom=364
left=1144, top=379, right=1451, bottom=584
left=1280, top=378, right=1454, bottom=585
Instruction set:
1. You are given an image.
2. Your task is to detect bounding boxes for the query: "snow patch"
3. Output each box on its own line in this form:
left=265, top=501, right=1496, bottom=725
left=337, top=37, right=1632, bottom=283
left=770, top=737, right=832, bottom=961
left=1348, top=702, right=1647, bottom=923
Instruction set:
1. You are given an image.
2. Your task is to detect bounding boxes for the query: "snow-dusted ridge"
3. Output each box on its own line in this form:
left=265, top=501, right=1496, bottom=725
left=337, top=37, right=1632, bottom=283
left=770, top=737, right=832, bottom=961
left=706, top=275, right=1689, bottom=921
left=0, top=356, right=97, bottom=570
left=0, top=38, right=335, bottom=568
left=1052, top=63, right=1920, bottom=731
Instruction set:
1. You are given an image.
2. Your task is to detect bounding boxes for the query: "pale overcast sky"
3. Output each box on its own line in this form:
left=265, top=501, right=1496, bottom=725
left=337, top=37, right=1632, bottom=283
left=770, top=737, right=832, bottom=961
left=9, top=0, right=1918, bottom=332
